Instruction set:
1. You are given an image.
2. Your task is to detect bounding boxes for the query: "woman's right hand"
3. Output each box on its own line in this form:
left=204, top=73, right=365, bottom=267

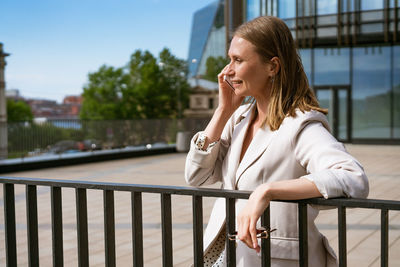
left=216, top=64, right=245, bottom=117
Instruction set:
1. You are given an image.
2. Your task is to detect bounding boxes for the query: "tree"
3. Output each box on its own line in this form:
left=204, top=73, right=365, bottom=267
left=80, top=48, right=189, bottom=120
left=80, top=65, right=129, bottom=120
left=6, top=99, right=33, bottom=122
left=204, top=56, right=229, bottom=82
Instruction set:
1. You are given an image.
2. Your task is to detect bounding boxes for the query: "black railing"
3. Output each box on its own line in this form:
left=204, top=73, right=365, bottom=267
left=1, top=176, right=400, bottom=267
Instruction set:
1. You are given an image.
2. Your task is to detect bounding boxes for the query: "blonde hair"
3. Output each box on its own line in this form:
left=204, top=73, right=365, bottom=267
left=234, top=16, right=327, bottom=131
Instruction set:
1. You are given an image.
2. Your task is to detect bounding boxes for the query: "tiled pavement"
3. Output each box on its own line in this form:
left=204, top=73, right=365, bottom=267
left=0, top=144, right=399, bottom=266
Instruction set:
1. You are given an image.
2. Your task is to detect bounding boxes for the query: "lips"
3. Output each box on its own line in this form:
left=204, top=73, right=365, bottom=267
left=231, top=80, right=242, bottom=85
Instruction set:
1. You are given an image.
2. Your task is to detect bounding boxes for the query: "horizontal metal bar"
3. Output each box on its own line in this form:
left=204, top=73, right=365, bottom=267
left=1, top=177, right=399, bottom=210
left=0, top=176, right=251, bottom=199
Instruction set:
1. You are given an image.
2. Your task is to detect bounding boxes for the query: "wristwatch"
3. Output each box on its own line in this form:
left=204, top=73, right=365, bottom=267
left=195, top=133, right=207, bottom=150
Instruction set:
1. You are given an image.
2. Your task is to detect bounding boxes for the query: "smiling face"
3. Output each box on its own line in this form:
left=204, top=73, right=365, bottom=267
left=226, top=36, right=274, bottom=100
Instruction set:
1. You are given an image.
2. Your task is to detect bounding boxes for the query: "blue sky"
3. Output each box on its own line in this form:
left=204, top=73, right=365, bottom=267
left=1, top=0, right=216, bottom=103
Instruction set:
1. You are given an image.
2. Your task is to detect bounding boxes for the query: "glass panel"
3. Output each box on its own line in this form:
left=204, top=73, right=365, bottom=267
left=278, top=0, right=295, bottom=18
left=394, top=46, right=400, bottom=138
left=197, top=3, right=226, bottom=76
left=361, top=0, right=384, bottom=10
left=299, top=49, right=312, bottom=84
left=187, top=1, right=220, bottom=77
left=247, top=0, right=261, bottom=21
left=314, top=48, right=350, bottom=85
left=338, top=89, right=348, bottom=140
left=317, top=90, right=334, bottom=131
left=352, top=46, right=391, bottom=138
left=342, top=0, right=355, bottom=12
left=317, top=0, right=337, bottom=15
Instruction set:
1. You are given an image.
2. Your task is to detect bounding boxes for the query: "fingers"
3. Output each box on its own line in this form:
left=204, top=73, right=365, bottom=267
left=237, top=213, right=259, bottom=251
left=249, top=220, right=259, bottom=250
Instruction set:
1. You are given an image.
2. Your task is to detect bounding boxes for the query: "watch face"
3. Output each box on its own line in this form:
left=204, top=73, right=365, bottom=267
left=196, top=134, right=206, bottom=149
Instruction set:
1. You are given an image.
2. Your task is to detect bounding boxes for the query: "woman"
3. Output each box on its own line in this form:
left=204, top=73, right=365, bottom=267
left=185, top=16, right=368, bottom=266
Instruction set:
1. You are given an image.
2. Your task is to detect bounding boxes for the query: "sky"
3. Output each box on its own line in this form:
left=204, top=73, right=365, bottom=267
left=0, top=0, right=216, bottom=103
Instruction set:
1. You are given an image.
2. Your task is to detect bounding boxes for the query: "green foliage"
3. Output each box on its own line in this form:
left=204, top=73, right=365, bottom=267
left=7, top=122, right=85, bottom=158
left=6, top=99, right=33, bottom=122
left=204, top=56, right=229, bottom=82
left=80, top=48, right=189, bottom=120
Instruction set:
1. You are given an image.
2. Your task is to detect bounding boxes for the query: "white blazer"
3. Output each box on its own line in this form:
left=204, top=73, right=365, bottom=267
left=185, top=103, right=369, bottom=267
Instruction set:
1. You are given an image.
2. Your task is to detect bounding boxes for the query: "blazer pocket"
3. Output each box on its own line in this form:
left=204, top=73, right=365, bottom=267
left=270, top=237, right=299, bottom=260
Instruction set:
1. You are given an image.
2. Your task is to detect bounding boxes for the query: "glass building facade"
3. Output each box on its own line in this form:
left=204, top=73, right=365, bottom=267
left=188, top=0, right=399, bottom=142
left=242, top=0, right=400, bottom=143
left=187, top=0, right=226, bottom=78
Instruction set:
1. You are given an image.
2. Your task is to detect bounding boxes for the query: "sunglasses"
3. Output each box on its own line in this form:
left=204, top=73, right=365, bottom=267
left=228, top=227, right=277, bottom=241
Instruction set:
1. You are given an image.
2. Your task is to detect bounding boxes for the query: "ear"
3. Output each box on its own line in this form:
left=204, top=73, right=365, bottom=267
left=269, top=57, right=280, bottom=76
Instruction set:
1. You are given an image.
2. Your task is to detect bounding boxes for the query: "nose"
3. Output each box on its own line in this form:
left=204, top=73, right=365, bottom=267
left=225, top=62, right=235, bottom=76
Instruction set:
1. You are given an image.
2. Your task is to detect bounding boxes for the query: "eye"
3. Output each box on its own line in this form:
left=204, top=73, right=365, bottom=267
left=233, top=56, right=242, bottom=63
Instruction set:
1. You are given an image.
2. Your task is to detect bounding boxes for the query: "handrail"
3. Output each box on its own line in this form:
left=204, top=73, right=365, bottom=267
left=1, top=176, right=400, bottom=267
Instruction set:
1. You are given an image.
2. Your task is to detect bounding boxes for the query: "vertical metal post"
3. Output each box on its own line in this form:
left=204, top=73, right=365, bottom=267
left=381, top=209, right=389, bottom=267
left=26, top=185, right=39, bottom=267
left=298, top=202, right=308, bottom=267
left=131, top=192, right=143, bottom=267
left=192, top=195, right=204, bottom=267
left=226, top=198, right=236, bottom=267
left=261, top=206, right=271, bottom=267
left=104, top=190, right=116, bottom=267
left=76, top=188, right=89, bottom=267
left=338, top=206, right=347, bottom=267
left=161, top=193, right=173, bottom=267
left=51, top=186, right=64, bottom=267
left=4, top=183, right=17, bottom=267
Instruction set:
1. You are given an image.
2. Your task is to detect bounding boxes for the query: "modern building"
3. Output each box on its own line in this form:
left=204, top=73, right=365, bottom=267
left=188, top=0, right=226, bottom=78
left=188, top=0, right=399, bottom=144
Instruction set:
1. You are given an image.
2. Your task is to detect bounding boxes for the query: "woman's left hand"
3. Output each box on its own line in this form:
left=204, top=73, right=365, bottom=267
left=237, top=183, right=271, bottom=253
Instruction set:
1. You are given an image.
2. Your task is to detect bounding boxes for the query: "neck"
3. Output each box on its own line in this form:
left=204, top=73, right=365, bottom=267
left=254, top=97, right=269, bottom=126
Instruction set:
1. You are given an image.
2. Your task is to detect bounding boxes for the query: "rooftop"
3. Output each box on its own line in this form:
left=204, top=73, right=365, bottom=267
left=0, top=144, right=399, bottom=266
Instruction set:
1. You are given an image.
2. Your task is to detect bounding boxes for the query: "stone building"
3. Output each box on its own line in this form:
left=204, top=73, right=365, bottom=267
left=184, top=78, right=219, bottom=118
left=0, top=43, right=10, bottom=159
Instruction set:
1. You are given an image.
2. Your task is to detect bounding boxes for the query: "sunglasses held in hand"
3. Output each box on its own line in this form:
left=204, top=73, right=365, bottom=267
left=228, top=227, right=277, bottom=241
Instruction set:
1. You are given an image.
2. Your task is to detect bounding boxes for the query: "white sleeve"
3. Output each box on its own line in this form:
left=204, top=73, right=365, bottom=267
left=184, top=120, right=232, bottom=187
left=294, top=122, right=369, bottom=199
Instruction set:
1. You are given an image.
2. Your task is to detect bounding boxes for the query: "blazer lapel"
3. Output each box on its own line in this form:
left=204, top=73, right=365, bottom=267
left=235, top=125, right=278, bottom=186
left=226, top=106, right=255, bottom=189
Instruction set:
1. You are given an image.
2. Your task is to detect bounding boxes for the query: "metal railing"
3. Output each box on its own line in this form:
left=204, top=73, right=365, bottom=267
left=1, top=176, right=400, bottom=267
left=6, top=118, right=209, bottom=159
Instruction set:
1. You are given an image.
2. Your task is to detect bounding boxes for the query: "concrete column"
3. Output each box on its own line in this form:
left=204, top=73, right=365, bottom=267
left=0, top=43, right=10, bottom=159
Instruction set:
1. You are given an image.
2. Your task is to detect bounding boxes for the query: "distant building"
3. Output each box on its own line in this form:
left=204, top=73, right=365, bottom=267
left=6, top=92, right=82, bottom=119
left=0, top=43, right=10, bottom=159
left=62, top=95, right=82, bottom=118
left=184, top=78, right=218, bottom=118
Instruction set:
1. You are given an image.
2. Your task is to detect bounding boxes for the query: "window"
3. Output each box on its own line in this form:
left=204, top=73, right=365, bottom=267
left=352, top=46, right=391, bottom=138
left=314, top=48, right=350, bottom=85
